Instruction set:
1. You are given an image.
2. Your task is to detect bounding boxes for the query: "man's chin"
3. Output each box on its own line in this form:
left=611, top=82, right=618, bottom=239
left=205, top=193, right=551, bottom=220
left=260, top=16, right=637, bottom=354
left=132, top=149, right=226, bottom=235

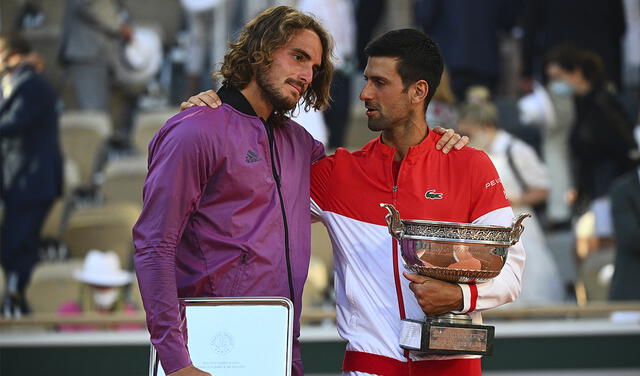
left=367, top=117, right=388, bottom=132
left=367, top=121, right=384, bottom=132
left=277, top=100, right=297, bottom=113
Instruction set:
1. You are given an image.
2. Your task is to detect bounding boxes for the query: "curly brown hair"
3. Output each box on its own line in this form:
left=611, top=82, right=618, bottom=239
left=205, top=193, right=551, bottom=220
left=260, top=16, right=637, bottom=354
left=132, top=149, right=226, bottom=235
left=217, top=6, right=334, bottom=119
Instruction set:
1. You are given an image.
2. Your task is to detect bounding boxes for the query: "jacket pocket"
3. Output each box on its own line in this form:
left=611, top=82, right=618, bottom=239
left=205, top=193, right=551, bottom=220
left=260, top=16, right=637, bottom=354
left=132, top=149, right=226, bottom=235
left=231, top=251, right=250, bottom=296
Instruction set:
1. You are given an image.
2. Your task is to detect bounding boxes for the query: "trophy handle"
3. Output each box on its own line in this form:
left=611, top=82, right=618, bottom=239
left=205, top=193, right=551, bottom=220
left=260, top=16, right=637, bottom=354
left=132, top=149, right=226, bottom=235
left=509, top=212, right=532, bottom=244
left=380, top=203, right=405, bottom=239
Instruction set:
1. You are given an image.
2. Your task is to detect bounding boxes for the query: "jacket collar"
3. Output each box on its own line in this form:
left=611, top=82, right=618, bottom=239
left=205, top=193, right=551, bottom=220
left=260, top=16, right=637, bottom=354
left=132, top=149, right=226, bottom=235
left=367, top=129, right=438, bottom=163
left=217, top=84, right=258, bottom=117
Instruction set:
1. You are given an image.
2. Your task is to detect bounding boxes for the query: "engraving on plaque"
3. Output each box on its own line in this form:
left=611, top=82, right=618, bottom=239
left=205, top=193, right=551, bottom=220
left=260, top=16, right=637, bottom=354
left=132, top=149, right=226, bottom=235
left=428, top=326, right=488, bottom=352
left=210, top=331, right=234, bottom=356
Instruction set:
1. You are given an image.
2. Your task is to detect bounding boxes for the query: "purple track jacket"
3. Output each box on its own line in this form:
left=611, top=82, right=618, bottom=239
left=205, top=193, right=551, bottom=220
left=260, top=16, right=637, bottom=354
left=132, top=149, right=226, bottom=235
left=133, top=86, right=325, bottom=374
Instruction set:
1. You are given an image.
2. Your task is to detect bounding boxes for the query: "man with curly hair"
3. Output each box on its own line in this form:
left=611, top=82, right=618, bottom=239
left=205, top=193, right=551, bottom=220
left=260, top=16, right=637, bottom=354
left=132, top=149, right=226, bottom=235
left=133, top=6, right=333, bottom=376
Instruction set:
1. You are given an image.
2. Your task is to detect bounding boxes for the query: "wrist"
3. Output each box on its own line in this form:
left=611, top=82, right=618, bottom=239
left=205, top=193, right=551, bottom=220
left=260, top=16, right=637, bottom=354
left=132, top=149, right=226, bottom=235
left=454, top=284, right=464, bottom=311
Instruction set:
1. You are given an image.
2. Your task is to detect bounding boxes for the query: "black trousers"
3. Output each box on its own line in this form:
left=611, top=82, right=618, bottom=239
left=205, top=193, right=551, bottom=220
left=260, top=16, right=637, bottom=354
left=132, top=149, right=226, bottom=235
left=1, top=201, right=52, bottom=293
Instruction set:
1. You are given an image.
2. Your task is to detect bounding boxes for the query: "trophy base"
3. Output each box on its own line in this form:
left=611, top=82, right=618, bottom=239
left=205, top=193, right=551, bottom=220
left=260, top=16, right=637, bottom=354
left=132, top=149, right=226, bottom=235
left=399, top=315, right=494, bottom=356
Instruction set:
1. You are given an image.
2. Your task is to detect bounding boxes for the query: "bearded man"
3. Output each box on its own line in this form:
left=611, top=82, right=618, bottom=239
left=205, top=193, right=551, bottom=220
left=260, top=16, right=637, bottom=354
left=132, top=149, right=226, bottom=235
left=133, top=6, right=333, bottom=376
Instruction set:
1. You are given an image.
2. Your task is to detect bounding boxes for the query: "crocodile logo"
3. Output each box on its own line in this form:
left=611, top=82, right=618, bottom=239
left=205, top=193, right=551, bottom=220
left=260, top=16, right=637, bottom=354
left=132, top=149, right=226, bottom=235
left=425, top=189, right=443, bottom=199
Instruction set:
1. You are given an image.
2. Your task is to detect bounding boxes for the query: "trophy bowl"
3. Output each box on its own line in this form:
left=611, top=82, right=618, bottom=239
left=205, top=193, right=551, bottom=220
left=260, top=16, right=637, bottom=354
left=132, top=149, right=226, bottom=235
left=380, top=203, right=530, bottom=283
left=380, top=203, right=530, bottom=356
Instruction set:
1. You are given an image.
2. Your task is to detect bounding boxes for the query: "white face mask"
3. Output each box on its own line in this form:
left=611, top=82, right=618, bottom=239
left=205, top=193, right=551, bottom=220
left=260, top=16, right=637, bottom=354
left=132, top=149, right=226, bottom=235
left=548, top=80, right=574, bottom=96
left=93, top=288, right=119, bottom=309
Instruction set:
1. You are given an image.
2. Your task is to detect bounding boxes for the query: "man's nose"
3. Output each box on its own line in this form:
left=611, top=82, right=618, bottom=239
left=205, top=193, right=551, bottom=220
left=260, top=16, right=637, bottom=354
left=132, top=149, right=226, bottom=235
left=360, top=82, right=372, bottom=101
left=299, top=64, right=313, bottom=83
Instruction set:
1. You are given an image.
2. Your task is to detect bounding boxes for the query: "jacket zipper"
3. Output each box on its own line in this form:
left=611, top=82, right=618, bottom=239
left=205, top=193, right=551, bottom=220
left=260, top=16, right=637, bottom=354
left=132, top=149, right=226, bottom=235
left=263, top=120, right=295, bottom=305
left=392, top=167, right=411, bottom=361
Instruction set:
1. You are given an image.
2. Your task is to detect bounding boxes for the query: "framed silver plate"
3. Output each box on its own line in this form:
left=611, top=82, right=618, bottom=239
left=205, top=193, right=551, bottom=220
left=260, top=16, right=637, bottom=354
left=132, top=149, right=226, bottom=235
left=150, top=297, right=294, bottom=376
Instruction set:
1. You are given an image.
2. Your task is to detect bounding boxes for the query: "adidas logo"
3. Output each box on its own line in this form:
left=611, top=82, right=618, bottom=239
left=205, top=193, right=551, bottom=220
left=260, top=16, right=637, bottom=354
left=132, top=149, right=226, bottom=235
left=245, top=149, right=262, bottom=163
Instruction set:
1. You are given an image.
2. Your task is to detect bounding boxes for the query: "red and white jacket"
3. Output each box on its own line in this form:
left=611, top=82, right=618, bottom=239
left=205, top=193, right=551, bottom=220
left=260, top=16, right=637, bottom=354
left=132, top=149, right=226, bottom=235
left=310, top=132, right=525, bottom=375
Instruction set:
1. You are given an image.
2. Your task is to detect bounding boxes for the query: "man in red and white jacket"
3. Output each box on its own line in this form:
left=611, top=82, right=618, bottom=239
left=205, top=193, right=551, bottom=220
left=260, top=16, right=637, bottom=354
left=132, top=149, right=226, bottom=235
left=310, top=29, right=525, bottom=376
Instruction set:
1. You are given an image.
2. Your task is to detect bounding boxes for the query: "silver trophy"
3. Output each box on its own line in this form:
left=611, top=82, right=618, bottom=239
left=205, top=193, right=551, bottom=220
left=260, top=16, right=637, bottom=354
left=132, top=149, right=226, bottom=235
left=380, top=203, right=529, bottom=356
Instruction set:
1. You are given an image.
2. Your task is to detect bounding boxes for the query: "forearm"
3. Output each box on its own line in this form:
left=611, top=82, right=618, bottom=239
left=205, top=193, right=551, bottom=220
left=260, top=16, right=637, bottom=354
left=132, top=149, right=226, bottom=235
left=405, top=273, right=463, bottom=316
left=472, top=241, right=525, bottom=311
left=134, top=246, right=192, bottom=374
left=461, top=207, right=525, bottom=312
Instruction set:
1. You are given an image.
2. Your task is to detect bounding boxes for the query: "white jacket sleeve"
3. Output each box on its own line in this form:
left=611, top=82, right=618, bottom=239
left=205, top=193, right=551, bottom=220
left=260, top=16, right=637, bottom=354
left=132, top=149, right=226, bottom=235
left=455, top=206, right=526, bottom=313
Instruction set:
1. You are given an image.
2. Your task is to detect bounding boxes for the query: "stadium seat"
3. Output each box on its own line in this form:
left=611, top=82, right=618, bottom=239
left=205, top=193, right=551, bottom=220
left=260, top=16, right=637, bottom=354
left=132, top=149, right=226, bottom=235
left=101, top=157, right=148, bottom=205
left=25, top=259, right=84, bottom=313
left=132, top=108, right=178, bottom=156
left=61, top=203, right=141, bottom=265
left=575, top=248, right=615, bottom=305
left=59, top=111, right=112, bottom=187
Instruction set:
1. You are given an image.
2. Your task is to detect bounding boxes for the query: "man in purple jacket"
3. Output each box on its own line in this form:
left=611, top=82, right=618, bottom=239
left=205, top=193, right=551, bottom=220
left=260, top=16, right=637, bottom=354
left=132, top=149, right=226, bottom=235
left=132, top=6, right=333, bottom=376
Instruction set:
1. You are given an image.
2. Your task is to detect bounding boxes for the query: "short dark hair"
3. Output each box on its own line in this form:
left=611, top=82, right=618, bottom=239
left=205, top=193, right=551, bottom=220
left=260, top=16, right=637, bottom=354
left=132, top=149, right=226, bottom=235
left=545, top=44, right=605, bottom=85
left=364, top=29, right=443, bottom=110
left=0, top=32, right=32, bottom=55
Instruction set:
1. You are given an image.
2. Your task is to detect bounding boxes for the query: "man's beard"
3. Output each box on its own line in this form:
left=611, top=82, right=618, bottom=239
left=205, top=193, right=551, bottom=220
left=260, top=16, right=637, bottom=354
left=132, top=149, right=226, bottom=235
left=367, top=116, right=387, bottom=132
left=256, top=65, right=298, bottom=114
left=367, top=110, right=393, bottom=132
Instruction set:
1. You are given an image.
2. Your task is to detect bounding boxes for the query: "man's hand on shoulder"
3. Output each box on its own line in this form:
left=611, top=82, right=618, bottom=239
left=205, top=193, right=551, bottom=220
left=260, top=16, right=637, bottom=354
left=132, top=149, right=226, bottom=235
left=168, top=365, right=211, bottom=376
left=432, top=126, right=468, bottom=154
left=403, top=272, right=463, bottom=316
left=180, top=90, right=222, bottom=112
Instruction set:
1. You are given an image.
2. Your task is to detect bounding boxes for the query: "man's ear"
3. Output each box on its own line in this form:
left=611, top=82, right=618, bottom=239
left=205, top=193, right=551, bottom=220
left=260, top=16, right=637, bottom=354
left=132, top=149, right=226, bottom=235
left=412, top=80, right=429, bottom=105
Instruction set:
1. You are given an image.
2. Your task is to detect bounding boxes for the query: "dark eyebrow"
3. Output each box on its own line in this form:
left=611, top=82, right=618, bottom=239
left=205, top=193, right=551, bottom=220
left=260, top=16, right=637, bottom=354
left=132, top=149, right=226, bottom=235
left=364, top=74, right=388, bottom=83
left=292, top=47, right=321, bottom=71
left=291, top=48, right=311, bottom=60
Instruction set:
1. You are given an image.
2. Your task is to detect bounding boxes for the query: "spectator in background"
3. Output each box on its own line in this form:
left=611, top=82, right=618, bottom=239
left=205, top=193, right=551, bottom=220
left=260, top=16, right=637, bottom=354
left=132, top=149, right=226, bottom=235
left=0, top=33, right=63, bottom=318
left=537, top=54, right=576, bottom=229
left=298, top=0, right=356, bottom=149
left=458, top=101, right=566, bottom=304
left=180, top=0, right=216, bottom=97
left=426, top=67, right=458, bottom=129
left=546, top=45, right=637, bottom=243
left=59, top=0, right=131, bottom=112
left=59, top=0, right=141, bottom=152
left=58, top=249, right=142, bottom=331
left=416, top=0, right=515, bottom=100
left=520, top=0, right=625, bottom=92
left=609, top=163, right=640, bottom=301
left=609, top=115, right=640, bottom=301
left=515, top=58, right=578, bottom=289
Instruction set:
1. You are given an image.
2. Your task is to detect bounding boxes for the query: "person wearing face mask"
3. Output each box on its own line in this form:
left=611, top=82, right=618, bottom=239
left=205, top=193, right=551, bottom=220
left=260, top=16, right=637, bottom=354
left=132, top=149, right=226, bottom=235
left=539, top=71, right=576, bottom=231
left=57, top=249, right=142, bottom=331
left=546, top=45, right=638, bottom=247
left=458, top=101, right=566, bottom=304
left=0, top=33, right=63, bottom=318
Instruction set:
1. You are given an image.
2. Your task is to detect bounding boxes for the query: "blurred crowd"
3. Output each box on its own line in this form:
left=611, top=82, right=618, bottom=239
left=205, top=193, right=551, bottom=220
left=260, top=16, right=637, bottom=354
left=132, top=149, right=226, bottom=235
left=0, top=0, right=639, bottom=323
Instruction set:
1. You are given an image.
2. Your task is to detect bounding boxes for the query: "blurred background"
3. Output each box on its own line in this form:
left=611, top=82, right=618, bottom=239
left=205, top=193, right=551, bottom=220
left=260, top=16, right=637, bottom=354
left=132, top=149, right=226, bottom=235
left=0, top=0, right=639, bottom=375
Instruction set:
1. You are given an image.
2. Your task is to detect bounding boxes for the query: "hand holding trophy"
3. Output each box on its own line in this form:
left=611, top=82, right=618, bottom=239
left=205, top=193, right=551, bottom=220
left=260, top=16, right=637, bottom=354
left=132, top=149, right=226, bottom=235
left=380, top=203, right=530, bottom=356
